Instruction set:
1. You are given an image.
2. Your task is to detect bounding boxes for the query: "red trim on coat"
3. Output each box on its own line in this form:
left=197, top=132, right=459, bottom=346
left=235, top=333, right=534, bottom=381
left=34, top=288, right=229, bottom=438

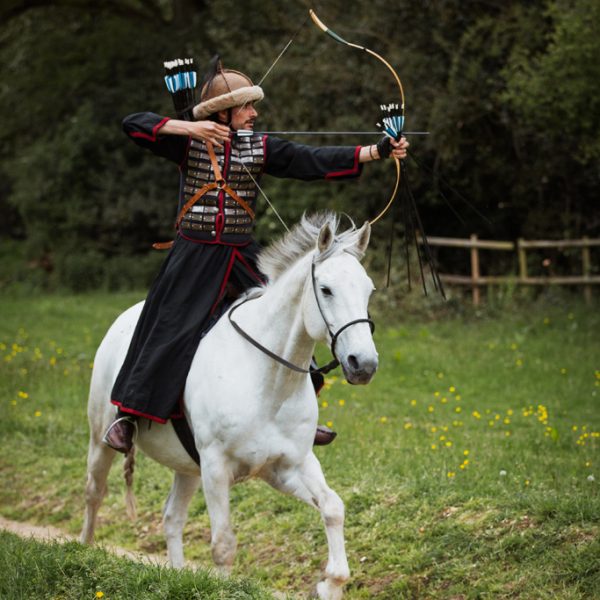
left=129, top=117, right=171, bottom=142
left=232, top=248, right=266, bottom=284
left=179, top=136, right=192, bottom=170
left=262, top=135, right=268, bottom=174
left=324, top=145, right=362, bottom=179
left=111, top=399, right=168, bottom=424
left=211, top=251, right=238, bottom=315
left=215, top=140, right=232, bottom=242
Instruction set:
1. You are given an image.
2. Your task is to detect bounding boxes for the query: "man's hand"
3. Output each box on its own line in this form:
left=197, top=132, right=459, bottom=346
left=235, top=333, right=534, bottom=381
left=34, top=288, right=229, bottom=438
left=375, top=135, right=409, bottom=160
left=161, top=119, right=230, bottom=147
left=187, top=121, right=231, bottom=147
left=390, top=136, right=409, bottom=160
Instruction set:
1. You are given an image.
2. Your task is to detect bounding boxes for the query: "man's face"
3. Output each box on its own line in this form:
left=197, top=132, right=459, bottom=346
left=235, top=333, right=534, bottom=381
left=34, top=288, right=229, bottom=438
left=229, top=102, right=258, bottom=131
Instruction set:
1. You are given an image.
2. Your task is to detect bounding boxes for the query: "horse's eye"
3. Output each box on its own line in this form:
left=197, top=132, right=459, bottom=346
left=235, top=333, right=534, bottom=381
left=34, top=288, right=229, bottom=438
left=320, top=286, right=333, bottom=297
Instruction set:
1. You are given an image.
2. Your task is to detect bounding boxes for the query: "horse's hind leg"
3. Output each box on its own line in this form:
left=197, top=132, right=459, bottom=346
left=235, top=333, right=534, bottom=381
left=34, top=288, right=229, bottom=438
left=80, top=438, right=116, bottom=545
left=266, top=453, right=349, bottom=600
left=163, top=472, right=201, bottom=568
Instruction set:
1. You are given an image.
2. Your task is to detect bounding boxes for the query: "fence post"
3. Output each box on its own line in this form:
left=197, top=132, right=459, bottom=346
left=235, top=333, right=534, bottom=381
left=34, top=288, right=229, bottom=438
left=582, top=236, right=592, bottom=305
left=518, top=239, right=527, bottom=282
left=470, top=234, right=480, bottom=306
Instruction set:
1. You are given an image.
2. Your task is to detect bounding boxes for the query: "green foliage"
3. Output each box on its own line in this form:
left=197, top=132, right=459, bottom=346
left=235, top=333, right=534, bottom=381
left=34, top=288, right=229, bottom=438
left=0, top=0, right=598, bottom=290
left=503, top=0, right=600, bottom=163
left=0, top=292, right=598, bottom=598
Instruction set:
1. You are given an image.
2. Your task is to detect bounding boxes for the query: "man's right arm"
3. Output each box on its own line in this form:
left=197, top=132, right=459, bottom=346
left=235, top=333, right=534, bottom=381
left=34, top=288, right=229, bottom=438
left=122, top=113, right=231, bottom=162
left=122, top=112, right=187, bottom=163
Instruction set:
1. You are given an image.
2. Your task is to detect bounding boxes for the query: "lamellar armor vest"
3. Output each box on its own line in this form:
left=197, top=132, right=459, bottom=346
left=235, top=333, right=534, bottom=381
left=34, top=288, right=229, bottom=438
left=178, top=134, right=264, bottom=244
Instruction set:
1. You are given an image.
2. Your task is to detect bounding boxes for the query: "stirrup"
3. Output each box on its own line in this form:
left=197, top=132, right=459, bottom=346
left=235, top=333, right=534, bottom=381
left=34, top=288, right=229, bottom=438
left=102, top=416, right=138, bottom=453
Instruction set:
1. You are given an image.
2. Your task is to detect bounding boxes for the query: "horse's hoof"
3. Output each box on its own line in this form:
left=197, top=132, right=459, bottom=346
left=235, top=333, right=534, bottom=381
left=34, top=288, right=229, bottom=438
left=315, top=580, right=344, bottom=600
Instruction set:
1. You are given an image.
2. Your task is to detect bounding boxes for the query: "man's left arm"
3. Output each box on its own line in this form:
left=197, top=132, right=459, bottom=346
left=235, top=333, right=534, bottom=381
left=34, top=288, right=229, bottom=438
left=263, top=136, right=409, bottom=181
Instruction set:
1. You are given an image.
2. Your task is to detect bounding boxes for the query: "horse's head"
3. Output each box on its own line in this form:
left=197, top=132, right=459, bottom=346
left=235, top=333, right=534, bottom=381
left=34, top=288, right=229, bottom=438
left=304, top=217, right=379, bottom=385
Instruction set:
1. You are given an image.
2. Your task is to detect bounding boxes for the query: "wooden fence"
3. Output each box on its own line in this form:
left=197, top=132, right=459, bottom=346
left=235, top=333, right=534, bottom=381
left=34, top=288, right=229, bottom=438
left=420, top=235, right=600, bottom=305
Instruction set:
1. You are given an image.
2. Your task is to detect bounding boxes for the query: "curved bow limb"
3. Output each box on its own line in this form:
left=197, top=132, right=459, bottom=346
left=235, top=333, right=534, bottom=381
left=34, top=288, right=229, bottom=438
left=309, top=8, right=405, bottom=226
left=309, top=9, right=405, bottom=112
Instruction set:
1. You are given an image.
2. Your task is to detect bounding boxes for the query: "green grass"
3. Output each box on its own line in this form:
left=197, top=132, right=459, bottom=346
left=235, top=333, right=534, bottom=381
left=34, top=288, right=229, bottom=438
left=0, top=531, right=274, bottom=599
left=0, top=292, right=599, bottom=598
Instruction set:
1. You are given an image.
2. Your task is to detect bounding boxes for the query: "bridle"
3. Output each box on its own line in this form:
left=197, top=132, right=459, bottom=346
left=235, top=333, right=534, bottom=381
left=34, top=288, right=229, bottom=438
left=228, top=258, right=375, bottom=375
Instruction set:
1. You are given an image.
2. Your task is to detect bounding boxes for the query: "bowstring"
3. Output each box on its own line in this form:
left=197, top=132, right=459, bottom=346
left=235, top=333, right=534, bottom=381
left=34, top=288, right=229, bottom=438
left=240, top=161, right=290, bottom=232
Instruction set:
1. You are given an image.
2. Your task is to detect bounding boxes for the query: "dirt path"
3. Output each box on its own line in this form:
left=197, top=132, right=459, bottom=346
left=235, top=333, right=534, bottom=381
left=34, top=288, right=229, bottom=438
left=0, top=515, right=169, bottom=566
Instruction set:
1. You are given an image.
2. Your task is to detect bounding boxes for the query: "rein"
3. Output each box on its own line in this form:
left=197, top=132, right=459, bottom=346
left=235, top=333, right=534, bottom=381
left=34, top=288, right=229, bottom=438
left=227, top=259, right=374, bottom=375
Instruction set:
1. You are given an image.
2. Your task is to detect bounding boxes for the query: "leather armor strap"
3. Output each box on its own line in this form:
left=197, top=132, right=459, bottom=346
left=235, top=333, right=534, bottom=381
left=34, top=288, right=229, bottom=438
left=206, top=141, right=225, bottom=184
left=206, top=142, right=255, bottom=220
left=175, top=182, right=219, bottom=228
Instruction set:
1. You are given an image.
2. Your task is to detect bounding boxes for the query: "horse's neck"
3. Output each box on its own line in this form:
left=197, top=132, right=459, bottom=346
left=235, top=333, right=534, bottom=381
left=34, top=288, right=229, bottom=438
left=237, top=254, right=315, bottom=379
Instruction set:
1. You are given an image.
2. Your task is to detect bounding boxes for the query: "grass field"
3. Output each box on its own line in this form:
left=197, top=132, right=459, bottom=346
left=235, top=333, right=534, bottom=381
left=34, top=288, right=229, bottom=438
left=0, top=291, right=598, bottom=598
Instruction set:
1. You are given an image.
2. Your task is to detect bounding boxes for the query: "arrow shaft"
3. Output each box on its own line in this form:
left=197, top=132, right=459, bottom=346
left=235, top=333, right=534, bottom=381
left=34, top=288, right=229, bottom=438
left=237, top=130, right=428, bottom=137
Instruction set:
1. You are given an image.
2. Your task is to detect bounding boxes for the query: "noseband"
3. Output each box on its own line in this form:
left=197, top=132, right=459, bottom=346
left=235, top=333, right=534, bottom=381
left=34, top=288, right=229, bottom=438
left=228, top=259, right=374, bottom=375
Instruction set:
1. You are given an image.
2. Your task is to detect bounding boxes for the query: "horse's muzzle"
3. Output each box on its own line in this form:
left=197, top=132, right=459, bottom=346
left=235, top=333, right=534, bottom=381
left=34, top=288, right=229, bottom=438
left=341, top=354, right=378, bottom=385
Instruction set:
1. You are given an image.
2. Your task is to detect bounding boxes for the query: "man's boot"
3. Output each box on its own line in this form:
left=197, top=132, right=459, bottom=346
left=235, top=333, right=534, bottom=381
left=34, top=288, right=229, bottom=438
left=310, top=364, right=337, bottom=445
left=314, top=424, right=337, bottom=446
left=102, top=416, right=136, bottom=454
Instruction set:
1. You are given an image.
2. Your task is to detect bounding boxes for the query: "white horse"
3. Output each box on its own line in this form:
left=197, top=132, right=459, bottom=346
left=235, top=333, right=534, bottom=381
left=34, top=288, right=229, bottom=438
left=80, top=213, right=379, bottom=600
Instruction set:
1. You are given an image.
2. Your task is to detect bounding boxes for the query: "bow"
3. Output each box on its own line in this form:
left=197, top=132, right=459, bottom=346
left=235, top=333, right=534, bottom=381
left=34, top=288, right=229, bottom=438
left=307, top=10, right=444, bottom=297
left=308, top=9, right=405, bottom=225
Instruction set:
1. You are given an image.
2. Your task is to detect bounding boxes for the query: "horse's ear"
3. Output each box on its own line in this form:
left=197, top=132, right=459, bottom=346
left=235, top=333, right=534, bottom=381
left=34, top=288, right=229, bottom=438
left=355, top=221, right=371, bottom=256
left=317, top=223, right=334, bottom=253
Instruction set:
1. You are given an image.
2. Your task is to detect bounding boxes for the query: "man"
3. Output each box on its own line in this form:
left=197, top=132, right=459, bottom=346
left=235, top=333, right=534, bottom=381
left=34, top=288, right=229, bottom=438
left=104, top=63, right=408, bottom=454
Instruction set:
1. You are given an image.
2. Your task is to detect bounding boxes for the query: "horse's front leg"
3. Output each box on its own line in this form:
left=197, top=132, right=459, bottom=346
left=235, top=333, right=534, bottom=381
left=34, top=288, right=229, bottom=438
left=266, top=452, right=350, bottom=600
left=200, top=448, right=236, bottom=573
left=163, top=472, right=202, bottom=568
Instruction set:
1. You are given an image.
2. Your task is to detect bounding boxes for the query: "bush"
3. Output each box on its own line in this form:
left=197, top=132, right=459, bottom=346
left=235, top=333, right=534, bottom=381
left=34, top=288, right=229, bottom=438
left=104, top=252, right=164, bottom=291
left=56, top=250, right=106, bottom=293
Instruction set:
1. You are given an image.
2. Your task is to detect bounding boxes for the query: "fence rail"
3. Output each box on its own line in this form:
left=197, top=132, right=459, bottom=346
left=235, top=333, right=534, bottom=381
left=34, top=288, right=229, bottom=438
left=421, top=235, right=599, bottom=305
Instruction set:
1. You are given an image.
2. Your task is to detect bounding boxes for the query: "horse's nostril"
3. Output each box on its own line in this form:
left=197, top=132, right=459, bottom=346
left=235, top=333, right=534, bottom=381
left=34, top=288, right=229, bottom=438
left=348, top=355, right=359, bottom=370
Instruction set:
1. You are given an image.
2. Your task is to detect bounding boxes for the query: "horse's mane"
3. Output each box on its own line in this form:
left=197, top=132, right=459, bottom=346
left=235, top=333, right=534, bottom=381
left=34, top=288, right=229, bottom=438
left=258, top=212, right=365, bottom=283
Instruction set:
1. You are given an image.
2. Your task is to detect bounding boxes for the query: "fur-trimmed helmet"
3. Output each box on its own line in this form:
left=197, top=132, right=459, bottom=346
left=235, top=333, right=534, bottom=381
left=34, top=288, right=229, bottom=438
left=193, top=57, right=263, bottom=120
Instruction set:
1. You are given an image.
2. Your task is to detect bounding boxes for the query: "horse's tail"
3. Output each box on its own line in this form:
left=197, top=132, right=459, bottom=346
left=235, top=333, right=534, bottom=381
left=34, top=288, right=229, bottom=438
left=123, top=446, right=137, bottom=521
